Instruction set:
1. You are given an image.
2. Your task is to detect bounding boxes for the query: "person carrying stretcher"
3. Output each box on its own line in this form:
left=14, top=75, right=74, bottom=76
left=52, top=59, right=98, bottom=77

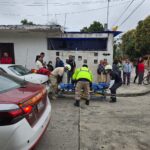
left=105, top=65, right=122, bottom=103
left=72, top=64, right=93, bottom=107
left=49, top=64, right=71, bottom=100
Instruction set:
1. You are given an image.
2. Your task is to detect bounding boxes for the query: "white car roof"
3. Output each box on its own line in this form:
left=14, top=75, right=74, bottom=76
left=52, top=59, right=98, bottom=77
left=0, top=64, right=18, bottom=68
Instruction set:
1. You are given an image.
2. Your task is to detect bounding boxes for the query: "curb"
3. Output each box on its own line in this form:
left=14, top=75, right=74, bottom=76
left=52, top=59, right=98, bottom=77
left=57, top=89, right=150, bottom=99
left=117, top=90, right=150, bottom=97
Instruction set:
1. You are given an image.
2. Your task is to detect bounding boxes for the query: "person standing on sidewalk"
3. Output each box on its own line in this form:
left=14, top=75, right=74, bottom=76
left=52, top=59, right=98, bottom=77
left=40, top=52, right=46, bottom=67
left=105, top=65, right=122, bottom=103
left=47, top=61, right=54, bottom=72
left=138, top=58, right=145, bottom=84
left=66, top=55, right=76, bottom=83
left=103, top=59, right=109, bottom=82
left=134, top=57, right=142, bottom=83
left=49, top=64, right=71, bottom=100
left=55, top=57, right=64, bottom=68
left=123, top=59, right=133, bottom=85
left=97, top=60, right=105, bottom=83
left=73, top=64, right=93, bottom=107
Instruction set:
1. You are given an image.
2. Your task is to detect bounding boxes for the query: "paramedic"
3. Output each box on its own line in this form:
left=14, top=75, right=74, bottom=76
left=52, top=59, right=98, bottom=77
left=105, top=65, right=122, bottom=103
left=49, top=64, right=71, bottom=100
left=72, top=64, right=93, bottom=107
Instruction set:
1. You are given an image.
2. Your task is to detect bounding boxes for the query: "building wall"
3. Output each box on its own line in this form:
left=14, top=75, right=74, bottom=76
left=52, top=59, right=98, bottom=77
left=0, top=31, right=114, bottom=82
left=48, top=33, right=114, bottom=82
left=0, top=31, right=51, bottom=69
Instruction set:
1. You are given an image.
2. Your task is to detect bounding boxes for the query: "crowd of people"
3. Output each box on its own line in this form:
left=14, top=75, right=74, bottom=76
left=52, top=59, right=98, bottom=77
left=0, top=51, right=147, bottom=106
left=34, top=53, right=123, bottom=104
left=97, top=57, right=146, bottom=86
left=34, top=52, right=148, bottom=105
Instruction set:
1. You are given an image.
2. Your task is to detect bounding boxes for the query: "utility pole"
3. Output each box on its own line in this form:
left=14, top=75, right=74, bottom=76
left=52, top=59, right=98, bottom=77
left=46, top=0, right=49, bottom=24
left=106, top=0, right=110, bottom=30
left=64, top=13, right=67, bottom=30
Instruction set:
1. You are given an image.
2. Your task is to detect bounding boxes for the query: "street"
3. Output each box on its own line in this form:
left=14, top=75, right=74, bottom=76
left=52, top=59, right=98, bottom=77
left=35, top=94, right=150, bottom=150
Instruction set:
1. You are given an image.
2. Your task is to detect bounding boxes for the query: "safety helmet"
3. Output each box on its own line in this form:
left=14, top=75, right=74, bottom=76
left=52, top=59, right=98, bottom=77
left=105, top=64, right=112, bottom=70
left=65, top=64, right=71, bottom=71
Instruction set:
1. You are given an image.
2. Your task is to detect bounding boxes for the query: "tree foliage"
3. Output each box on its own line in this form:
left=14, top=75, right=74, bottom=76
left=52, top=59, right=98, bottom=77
left=21, top=19, right=34, bottom=25
left=80, top=21, right=104, bottom=32
left=121, top=29, right=136, bottom=58
left=113, top=39, right=122, bottom=60
left=135, top=16, right=150, bottom=55
left=121, top=15, right=150, bottom=58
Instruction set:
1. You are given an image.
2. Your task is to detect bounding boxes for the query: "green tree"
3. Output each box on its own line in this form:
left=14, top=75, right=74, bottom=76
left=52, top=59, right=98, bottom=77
left=113, top=39, right=123, bottom=59
left=121, top=29, right=137, bottom=59
left=135, top=16, right=150, bottom=55
left=121, top=15, right=150, bottom=59
left=80, top=21, right=104, bottom=32
left=21, top=19, right=34, bottom=25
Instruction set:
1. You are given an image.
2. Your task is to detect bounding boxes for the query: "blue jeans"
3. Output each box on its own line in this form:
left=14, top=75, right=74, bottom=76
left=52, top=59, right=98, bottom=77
left=67, top=71, right=74, bottom=83
left=123, top=72, right=131, bottom=85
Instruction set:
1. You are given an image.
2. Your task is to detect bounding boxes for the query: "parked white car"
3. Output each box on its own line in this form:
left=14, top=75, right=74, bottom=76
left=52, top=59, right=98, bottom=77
left=0, top=72, right=51, bottom=150
left=0, top=64, right=50, bottom=92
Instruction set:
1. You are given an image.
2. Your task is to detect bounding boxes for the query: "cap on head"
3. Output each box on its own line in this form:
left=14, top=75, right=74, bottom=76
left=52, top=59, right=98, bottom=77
left=65, top=64, right=71, bottom=71
left=82, top=64, right=88, bottom=68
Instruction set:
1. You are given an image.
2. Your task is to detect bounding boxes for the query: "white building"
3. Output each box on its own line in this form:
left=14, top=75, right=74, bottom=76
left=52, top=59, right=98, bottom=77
left=0, top=25, right=121, bottom=81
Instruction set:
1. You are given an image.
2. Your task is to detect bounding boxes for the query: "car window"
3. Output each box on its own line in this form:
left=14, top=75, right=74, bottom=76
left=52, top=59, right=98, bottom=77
left=0, top=68, right=7, bottom=73
left=0, top=75, right=20, bottom=93
left=8, top=65, right=30, bottom=76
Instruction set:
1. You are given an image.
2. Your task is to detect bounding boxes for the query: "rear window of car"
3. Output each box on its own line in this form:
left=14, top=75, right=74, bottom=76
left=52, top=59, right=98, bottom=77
left=0, top=75, right=20, bottom=93
left=8, top=65, right=30, bottom=76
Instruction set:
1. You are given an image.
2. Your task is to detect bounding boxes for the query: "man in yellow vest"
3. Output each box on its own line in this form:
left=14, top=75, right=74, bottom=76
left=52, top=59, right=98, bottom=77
left=72, top=64, right=93, bottom=107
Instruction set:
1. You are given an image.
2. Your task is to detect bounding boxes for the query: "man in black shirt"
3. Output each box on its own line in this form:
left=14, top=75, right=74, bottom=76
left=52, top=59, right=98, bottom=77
left=105, top=65, right=122, bottom=103
left=66, top=55, right=76, bottom=83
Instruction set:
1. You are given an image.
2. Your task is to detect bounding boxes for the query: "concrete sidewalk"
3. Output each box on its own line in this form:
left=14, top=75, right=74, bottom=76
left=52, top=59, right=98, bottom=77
left=58, top=83, right=150, bottom=99
left=116, top=83, right=150, bottom=97
left=117, top=68, right=150, bottom=96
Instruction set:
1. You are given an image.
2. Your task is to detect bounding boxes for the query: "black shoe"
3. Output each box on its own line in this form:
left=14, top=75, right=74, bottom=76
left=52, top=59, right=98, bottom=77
left=74, top=100, right=80, bottom=107
left=85, top=100, right=90, bottom=105
left=109, top=100, right=116, bottom=103
left=109, top=97, right=116, bottom=103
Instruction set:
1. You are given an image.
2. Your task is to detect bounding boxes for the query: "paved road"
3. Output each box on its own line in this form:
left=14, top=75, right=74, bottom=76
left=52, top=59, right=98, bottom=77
left=35, top=94, right=150, bottom=150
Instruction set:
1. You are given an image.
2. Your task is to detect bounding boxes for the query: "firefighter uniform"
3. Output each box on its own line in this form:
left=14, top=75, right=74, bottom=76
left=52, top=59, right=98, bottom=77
left=72, top=65, right=93, bottom=106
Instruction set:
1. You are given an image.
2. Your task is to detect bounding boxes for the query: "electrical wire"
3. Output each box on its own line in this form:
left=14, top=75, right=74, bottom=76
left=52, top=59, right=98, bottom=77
left=0, top=0, right=132, bottom=6
left=112, top=0, right=135, bottom=26
left=53, top=1, right=130, bottom=15
left=0, top=1, right=130, bottom=16
left=118, top=0, right=146, bottom=27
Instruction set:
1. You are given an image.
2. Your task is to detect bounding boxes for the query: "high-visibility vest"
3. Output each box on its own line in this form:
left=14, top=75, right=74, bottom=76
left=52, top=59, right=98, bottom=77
left=73, top=67, right=93, bottom=82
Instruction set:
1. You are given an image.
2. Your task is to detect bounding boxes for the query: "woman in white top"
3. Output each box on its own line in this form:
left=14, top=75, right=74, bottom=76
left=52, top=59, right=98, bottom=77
left=35, top=55, right=43, bottom=70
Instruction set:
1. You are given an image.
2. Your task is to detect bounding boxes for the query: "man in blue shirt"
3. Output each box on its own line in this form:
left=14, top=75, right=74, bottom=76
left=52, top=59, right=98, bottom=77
left=123, top=59, right=133, bottom=85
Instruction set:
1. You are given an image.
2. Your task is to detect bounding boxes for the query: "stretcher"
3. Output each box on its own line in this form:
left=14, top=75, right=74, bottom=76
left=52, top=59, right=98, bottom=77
left=58, top=82, right=109, bottom=99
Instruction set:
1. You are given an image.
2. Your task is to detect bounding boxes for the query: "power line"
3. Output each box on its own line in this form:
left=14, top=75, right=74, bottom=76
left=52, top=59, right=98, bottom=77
left=0, top=0, right=132, bottom=7
left=112, top=0, right=135, bottom=26
left=118, top=0, right=146, bottom=27
left=54, top=1, right=130, bottom=15
left=0, top=1, right=130, bottom=17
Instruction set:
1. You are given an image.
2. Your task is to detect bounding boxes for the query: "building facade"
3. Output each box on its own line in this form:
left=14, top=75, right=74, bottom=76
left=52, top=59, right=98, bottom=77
left=0, top=25, right=121, bottom=82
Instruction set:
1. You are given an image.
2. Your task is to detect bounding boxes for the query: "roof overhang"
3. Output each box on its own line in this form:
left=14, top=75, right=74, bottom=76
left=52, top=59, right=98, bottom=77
left=0, top=25, right=64, bottom=33
left=65, top=31, right=122, bottom=37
